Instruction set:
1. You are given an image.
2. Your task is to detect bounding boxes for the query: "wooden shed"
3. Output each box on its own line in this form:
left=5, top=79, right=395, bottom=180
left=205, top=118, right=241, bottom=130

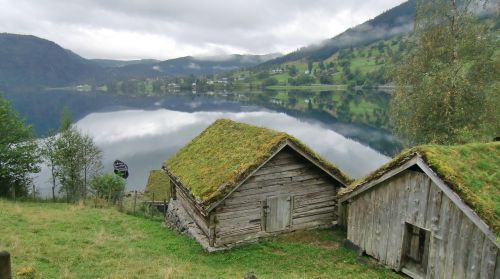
left=338, top=142, right=500, bottom=279
left=163, top=119, right=351, bottom=250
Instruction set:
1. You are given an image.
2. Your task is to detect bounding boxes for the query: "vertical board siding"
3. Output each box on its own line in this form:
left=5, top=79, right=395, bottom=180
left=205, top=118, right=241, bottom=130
left=213, top=147, right=340, bottom=247
left=346, top=170, right=499, bottom=279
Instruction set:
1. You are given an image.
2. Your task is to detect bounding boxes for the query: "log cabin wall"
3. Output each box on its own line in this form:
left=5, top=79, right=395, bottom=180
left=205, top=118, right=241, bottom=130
left=212, top=146, right=342, bottom=247
left=346, top=170, right=500, bottom=279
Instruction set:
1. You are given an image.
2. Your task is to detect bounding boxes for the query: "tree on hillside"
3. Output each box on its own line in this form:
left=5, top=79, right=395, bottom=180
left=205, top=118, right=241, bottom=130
left=391, top=0, right=499, bottom=144
left=51, top=109, right=103, bottom=202
left=0, top=95, right=41, bottom=198
left=41, top=130, right=58, bottom=201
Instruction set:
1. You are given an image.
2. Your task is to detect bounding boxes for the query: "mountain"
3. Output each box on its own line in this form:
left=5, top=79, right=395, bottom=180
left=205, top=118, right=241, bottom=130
left=262, top=0, right=416, bottom=65
left=0, top=33, right=281, bottom=88
left=109, top=53, right=282, bottom=79
left=0, top=33, right=103, bottom=88
left=91, top=59, right=160, bottom=68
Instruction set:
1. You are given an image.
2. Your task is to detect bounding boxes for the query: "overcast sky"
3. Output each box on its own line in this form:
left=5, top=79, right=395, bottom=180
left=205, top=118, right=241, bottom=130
left=0, top=0, right=406, bottom=60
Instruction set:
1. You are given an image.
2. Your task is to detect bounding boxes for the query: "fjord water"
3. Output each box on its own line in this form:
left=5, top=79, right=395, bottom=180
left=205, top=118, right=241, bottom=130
left=5, top=90, right=400, bottom=195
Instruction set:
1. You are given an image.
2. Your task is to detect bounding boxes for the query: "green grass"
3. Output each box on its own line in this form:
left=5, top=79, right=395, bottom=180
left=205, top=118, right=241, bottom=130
left=0, top=200, right=401, bottom=278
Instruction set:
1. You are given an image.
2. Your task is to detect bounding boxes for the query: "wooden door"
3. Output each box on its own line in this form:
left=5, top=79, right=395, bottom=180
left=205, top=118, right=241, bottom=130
left=265, top=195, right=291, bottom=232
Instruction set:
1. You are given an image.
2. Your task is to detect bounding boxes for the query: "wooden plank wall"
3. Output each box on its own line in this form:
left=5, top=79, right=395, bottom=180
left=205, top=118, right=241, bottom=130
left=346, top=170, right=500, bottom=279
left=213, top=147, right=341, bottom=247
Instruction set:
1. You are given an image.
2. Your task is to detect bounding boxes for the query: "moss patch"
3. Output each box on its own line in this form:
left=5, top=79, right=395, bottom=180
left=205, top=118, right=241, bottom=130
left=144, top=170, right=170, bottom=200
left=165, top=119, right=351, bottom=210
left=340, top=142, right=500, bottom=237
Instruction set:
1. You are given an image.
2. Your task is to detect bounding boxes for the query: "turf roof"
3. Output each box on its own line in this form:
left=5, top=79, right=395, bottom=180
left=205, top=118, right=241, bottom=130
left=145, top=170, right=170, bottom=200
left=340, top=142, right=500, bottom=237
left=164, top=119, right=351, bottom=210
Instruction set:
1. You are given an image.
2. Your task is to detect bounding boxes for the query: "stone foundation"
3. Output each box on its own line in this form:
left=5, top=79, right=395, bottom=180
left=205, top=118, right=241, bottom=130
left=165, top=199, right=225, bottom=252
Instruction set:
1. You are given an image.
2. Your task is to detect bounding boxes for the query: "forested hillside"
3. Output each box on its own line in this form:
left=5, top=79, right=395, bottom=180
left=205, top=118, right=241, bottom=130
left=0, top=33, right=103, bottom=87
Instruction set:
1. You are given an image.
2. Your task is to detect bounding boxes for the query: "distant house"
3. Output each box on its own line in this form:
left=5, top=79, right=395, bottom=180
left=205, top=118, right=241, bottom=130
left=163, top=119, right=351, bottom=251
left=338, top=143, right=500, bottom=279
left=270, top=68, right=283, bottom=74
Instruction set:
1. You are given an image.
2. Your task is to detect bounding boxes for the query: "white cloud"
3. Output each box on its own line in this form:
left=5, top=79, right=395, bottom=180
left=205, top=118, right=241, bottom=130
left=0, top=0, right=406, bottom=60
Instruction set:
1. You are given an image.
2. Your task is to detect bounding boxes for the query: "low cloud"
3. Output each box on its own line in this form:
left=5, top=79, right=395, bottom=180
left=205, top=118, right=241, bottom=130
left=0, top=0, right=406, bottom=60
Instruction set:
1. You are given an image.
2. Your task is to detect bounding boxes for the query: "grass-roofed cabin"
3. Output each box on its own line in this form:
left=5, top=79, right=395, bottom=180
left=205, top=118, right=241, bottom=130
left=163, top=119, right=351, bottom=250
left=338, top=142, right=500, bottom=279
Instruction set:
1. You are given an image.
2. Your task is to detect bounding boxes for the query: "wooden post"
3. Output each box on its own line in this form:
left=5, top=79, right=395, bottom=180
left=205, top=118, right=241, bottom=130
left=209, top=213, right=216, bottom=247
left=32, top=184, right=36, bottom=201
left=163, top=199, right=167, bottom=217
left=0, top=251, right=11, bottom=279
left=151, top=193, right=155, bottom=217
left=133, top=190, right=137, bottom=214
left=119, top=190, right=124, bottom=212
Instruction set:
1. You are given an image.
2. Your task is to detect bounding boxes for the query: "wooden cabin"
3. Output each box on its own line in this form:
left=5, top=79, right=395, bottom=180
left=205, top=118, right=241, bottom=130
left=338, top=143, right=500, bottom=279
left=163, top=119, right=351, bottom=250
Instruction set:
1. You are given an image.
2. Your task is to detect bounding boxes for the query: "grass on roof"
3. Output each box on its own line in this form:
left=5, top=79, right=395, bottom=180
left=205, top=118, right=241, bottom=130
left=341, top=142, right=500, bottom=238
left=165, top=119, right=351, bottom=209
left=144, top=170, right=170, bottom=200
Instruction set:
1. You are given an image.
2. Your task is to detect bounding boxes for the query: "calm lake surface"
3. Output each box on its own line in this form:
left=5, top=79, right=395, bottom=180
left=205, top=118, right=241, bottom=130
left=4, top=90, right=401, bottom=195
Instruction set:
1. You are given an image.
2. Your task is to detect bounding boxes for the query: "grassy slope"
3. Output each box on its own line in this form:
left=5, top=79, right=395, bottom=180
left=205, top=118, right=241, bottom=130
left=230, top=36, right=403, bottom=88
left=0, top=200, right=401, bottom=278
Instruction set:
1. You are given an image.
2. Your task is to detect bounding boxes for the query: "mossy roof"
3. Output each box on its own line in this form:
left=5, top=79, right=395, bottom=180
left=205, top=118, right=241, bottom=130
left=164, top=119, right=352, bottom=211
left=340, top=142, right=500, bottom=237
left=145, top=170, right=170, bottom=200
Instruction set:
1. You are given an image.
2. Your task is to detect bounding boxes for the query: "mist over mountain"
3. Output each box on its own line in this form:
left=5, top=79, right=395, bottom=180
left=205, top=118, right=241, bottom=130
left=0, top=0, right=419, bottom=88
left=262, top=0, right=416, bottom=65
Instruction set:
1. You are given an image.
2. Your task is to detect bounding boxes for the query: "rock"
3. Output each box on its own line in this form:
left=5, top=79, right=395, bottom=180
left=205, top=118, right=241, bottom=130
left=244, top=272, right=257, bottom=279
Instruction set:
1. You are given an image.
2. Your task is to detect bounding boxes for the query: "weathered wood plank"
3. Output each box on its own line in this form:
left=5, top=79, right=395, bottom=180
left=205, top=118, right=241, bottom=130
left=217, top=213, right=261, bottom=226
left=256, top=163, right=310, bottom=175
left=454, top=215, right=473, bottom=279
left=292, top=205, right=335, bottom=218
left=479, top=239, right=498, bottom=279
left=444, top=207, right=462, bottom=277
left=406, top=171, right=420, bottom=225
left=386, top=178, right=400, bottom=268
left=216, top=207, right=261, bottom=220
left=425, top=183, right=442, bottom=278
left=293, top=200, right=336, bottom=213
left=415, top=173, right=431, bottom=228
left=435, top=196, right=452, bottom=279
left=293, top=212, right=334, bottom=225
left=380, top=179, right=395, bottom=266
left=395, top=172, right=411, bottom=269
left=292, top=219, right=334, bottom=230
left=216, top=202, right=261, bottom=213
left=465, top=225, right=485, bottom=279
left=494, top=252, right=500, bottom=279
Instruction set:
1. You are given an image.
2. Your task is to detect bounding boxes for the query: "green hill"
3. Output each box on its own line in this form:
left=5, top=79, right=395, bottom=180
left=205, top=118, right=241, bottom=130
left=0, top=33, right=104, bottom=88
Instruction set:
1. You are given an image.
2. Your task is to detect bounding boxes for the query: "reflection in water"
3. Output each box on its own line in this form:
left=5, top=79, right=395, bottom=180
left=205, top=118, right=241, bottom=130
left=34, top=109, right=390, bottom=194
left=4, top=90, right=402, bottom=196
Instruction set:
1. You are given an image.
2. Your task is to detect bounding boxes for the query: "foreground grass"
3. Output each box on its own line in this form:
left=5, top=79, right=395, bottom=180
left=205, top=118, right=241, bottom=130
left=0, top=200, right=401, bottom=278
